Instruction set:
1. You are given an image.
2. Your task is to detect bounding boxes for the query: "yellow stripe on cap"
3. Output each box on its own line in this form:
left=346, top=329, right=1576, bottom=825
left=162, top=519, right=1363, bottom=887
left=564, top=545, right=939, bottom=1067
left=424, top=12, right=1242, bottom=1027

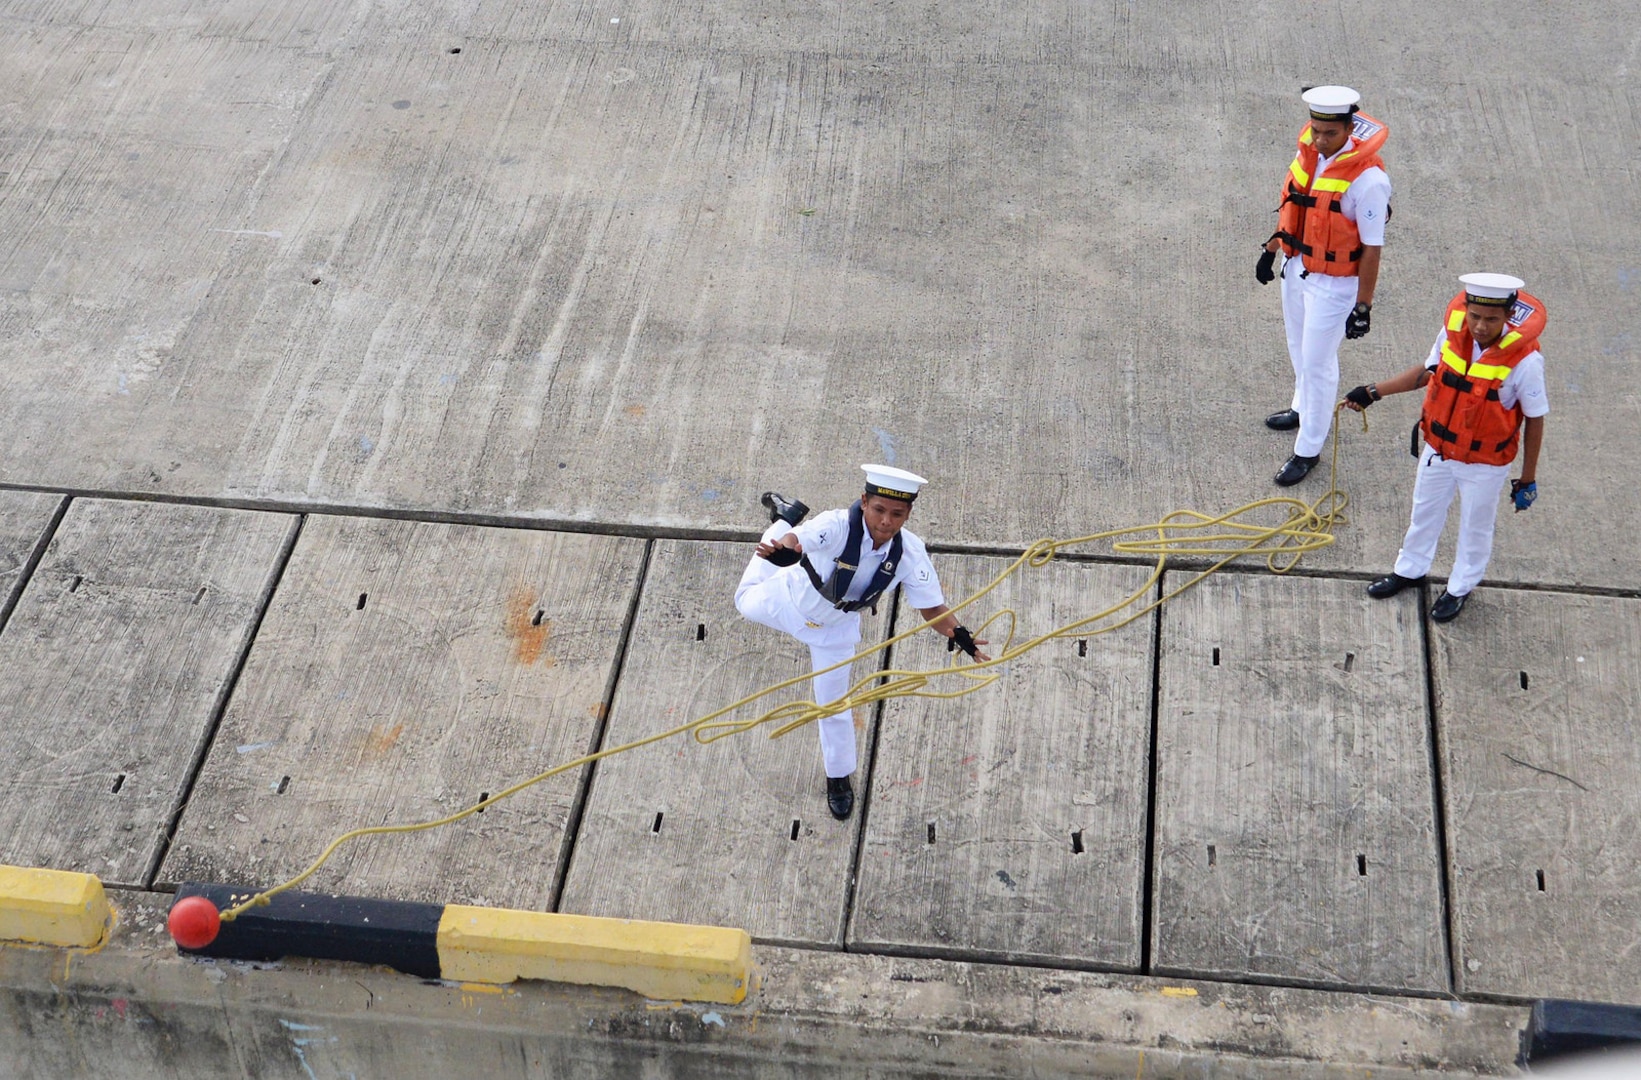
left=437, top=906, right=753, bottom=1005
left=0, top=864, right=111, bottom=949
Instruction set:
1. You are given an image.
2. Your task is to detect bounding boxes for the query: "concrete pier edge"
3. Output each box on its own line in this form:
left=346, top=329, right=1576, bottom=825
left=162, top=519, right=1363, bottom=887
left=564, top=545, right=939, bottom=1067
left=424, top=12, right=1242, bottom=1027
left=0, top=890, right=1530, bottom=1078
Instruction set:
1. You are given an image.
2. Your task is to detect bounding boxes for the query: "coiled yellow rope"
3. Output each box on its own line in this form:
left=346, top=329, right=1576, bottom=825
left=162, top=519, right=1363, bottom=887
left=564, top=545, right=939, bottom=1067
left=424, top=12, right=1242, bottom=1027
left=218, top=408, right=1364, bottom=922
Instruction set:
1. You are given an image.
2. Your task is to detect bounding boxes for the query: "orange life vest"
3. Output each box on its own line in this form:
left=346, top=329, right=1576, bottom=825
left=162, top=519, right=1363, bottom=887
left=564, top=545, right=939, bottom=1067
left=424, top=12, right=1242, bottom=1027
left=1420, top=291, right=1548, bottom=466
left=1274, top=113, right=1388, bottom=276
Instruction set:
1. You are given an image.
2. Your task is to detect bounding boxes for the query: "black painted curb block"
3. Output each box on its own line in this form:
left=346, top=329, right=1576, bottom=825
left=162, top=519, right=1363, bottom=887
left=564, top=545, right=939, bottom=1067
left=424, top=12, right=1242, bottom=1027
left=1522, top=998, right=1641, bottom=1067
left=169, top=882, right=754, bottom=1003
left=175, top=882, right=442, bottom=979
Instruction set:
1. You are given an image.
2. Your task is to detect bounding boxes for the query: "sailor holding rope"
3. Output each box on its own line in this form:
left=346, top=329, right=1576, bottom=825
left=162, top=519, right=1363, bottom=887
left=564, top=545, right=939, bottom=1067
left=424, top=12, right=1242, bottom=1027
left=736, top=466, right=989, bottom=821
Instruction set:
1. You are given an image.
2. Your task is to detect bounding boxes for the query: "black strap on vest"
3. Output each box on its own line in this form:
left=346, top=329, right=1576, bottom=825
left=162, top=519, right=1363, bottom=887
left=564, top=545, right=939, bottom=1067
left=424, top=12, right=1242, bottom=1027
left=1283, top=186, right=1318, bottom=210
left=1426, top=418, right=1493, bottom=454
left=1274, top=229, right=1308, bottom=254
left=798, top=501, right=903, bottom=614
left=1320, top=244, right=1365, bottom=263
left=1439, top=367, right=1504, bottom=401
left=1439, top=367, right=1474, bottom=394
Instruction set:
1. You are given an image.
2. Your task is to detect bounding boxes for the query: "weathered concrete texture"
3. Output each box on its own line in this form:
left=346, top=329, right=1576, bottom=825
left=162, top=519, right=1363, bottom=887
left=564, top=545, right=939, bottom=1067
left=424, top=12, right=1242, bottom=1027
left=1151, top=572, right=1448, bottom=993
left=0, top=491, right=62, bottom=626
left=852, top=557, right=1155, bottom=969
left=1434, top=589, right=1641, bottom=1005
left=0, top=2, right=1633, bottom=590
left=0, top=8, right=345, bottom=479
left=160, top=518, right=645, bottom=909
left=560, top=540, right=887, bottom=946
left=0, top=890, right=1528, bottom=1079
left=0, top=499, right=295, bottom=886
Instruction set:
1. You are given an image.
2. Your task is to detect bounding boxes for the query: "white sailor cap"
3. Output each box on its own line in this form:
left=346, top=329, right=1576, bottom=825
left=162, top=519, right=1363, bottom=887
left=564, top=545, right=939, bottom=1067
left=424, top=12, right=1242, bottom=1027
left=1460, top=272, right=1525, bottom=306
left=861, top=464, right=928, bottom=502
left=1302, top=85, right=1361, bottom=121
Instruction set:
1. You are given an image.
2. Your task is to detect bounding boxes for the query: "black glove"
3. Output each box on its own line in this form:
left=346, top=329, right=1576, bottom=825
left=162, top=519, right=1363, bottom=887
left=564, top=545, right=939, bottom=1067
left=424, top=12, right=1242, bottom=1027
left=1344, top=385, right=1375, bottom=409
left=1255, top=248, right=1277, bottom=285
left=947, top=625, right=979, bottom=659
left=764, top=546, right=801, bottom=567
left=1345, top=302, right=1372, bottom=339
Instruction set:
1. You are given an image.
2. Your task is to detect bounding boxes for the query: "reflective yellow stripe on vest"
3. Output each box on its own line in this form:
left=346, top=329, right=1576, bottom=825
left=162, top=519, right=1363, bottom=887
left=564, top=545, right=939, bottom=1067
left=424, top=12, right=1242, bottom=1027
left=1443, top=343, right=1512, bottom=382
left=1312, top=177, right=1352, bottom=193
left=1288, top=158, right=1311, bottom=188
left=1498, top=331, right=1522, bottom=351
left=1447, top=310, right=1466, bottom=332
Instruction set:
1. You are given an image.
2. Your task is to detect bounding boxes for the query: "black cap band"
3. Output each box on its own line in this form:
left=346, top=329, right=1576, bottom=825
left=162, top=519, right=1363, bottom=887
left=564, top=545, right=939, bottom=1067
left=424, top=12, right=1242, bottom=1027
left=1308, top=106, right=1358, bottom=121
left=864, top=484, right=916, bottom=502
left=1465, top=292, right=1517, bottom=308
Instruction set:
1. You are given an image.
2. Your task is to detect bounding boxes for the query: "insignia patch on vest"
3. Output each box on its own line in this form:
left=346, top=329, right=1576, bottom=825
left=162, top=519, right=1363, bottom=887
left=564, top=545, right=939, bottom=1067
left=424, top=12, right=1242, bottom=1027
left=1509, top=298, right=1536, bottom=325
left=1351, top=115, right=1383, bottom=141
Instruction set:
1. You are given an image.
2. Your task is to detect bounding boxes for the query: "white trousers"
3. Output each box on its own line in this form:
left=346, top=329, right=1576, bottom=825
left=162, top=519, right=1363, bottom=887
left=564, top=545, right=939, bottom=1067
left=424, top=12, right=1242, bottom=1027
left=1392, top=445, right=1509, bottom=597
left=1280, top=257, right=1358, bottom=458
left=734, top=522, right=862, bottom=778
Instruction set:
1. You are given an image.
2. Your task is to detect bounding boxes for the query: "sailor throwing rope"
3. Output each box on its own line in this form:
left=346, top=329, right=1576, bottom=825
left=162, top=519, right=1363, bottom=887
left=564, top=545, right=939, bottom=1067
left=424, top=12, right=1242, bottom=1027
left=736, top=465, right=990, bottom=821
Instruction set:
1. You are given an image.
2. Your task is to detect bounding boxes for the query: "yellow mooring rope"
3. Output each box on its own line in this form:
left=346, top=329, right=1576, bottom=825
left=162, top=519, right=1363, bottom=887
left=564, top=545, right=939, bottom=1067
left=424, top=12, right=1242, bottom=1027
left=218, top=407, right=1367, bottom=922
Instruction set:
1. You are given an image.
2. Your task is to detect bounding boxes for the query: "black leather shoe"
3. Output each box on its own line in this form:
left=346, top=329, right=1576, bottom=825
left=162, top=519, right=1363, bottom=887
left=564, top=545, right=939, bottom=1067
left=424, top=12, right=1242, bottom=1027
left=1265, top=409, right=1301, bottom=431
left=1274, top=454, right=1320, bottom=487
left=826, top=776, right=854, bottom=821
left=760, top=491, right=809, bottom=527
left=1366, top=573, right=1425, bottom=599
left=1430, top=590, right=1468, bottom=623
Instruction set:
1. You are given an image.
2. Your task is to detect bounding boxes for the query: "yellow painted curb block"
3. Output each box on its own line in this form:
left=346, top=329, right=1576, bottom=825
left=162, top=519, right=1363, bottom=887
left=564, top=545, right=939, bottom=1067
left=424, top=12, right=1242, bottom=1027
left=0, top=865, right=111, bottom=949
left=437, top=906, right=752, bottom=1005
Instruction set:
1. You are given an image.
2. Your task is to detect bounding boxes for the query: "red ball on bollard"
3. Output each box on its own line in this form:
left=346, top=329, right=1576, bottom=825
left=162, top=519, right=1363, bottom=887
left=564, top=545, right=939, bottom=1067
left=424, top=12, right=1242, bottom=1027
left=167, top=895, right=221, bottom=950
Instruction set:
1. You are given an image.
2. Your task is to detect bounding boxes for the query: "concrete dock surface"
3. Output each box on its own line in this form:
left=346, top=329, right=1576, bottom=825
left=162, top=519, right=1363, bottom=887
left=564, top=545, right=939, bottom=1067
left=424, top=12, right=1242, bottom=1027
left=2, top=0, right=1638, bottom=1074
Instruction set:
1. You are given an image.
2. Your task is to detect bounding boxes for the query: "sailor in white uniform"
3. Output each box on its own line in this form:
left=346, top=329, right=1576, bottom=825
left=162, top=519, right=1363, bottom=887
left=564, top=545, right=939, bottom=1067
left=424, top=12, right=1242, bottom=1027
left=736, top=466, right=989, bottom=820
left=1342, top=273, right=1549, bottom=622
left=1258, top=85, right=1393, bottom=487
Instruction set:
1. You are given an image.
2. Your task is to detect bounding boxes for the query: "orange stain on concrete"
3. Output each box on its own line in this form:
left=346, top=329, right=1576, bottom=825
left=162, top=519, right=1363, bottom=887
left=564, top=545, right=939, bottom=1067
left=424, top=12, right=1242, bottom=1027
left=505, top=588, right=554, bottom=666
left=624, top=404, right=646, bottom=418
left=362, top=722, right=404, bottom=760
